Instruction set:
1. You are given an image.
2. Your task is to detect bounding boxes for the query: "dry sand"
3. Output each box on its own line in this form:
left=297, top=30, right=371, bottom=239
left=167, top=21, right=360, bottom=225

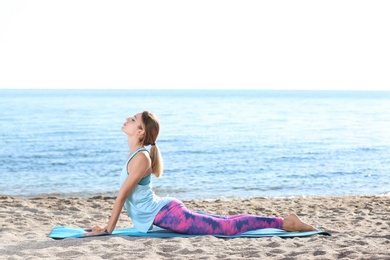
left=0, top=195, right=389, bottom=259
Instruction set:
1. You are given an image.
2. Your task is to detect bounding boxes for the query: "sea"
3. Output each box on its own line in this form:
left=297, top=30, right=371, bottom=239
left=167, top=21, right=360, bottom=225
left=0, top=89, right=389, bottom=200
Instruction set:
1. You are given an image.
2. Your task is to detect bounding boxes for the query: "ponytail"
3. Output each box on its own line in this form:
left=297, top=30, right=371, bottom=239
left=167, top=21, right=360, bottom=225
left=150, top=144, right=163, bottom=178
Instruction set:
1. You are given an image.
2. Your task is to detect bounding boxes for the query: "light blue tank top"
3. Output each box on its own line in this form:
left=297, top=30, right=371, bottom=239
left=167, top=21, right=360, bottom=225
left=120, top=147, right=173, bottom=233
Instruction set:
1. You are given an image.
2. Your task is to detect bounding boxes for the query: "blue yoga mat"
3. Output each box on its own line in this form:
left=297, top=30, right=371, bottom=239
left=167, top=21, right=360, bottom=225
left=49, top=226, right=331, bottom=239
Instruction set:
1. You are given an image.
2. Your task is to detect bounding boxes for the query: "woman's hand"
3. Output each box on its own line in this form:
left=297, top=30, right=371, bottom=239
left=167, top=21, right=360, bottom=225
left=84, top=225, right=110, bottom=236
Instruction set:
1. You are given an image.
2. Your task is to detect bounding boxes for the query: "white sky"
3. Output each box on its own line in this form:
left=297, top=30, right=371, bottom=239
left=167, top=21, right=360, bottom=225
left=0, top=0, right=389, bottom=90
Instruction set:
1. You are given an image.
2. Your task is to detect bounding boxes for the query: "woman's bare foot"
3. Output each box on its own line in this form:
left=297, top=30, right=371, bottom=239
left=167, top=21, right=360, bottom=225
left=282, top=213, right=317, bottom=232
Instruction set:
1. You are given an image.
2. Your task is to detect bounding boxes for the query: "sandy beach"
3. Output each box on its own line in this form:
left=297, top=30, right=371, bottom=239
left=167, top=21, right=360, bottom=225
left=0, top=195, right=389, bottom=259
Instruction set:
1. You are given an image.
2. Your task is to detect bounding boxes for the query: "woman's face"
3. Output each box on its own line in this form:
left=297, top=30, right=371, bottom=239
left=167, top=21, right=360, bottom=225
left=121, top=113, right=143, bottom=136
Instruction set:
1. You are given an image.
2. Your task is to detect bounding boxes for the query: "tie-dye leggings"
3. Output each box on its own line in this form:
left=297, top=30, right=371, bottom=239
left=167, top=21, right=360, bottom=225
left=153, top=199, right=283, bottom=236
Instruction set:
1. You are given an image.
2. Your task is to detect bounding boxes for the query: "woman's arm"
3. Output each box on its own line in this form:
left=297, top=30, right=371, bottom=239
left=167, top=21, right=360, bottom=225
left=85, top=152, right=151, bottom=235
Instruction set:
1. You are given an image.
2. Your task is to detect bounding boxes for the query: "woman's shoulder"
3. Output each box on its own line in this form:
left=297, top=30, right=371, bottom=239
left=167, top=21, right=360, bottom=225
left=130, top=150, right=151, bottom=166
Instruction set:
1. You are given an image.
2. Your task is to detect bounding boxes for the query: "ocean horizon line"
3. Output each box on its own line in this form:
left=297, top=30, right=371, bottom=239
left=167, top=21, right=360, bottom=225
left=2, top=89, right=390, bottom=100
left=1, top=88, right=390, bottom=92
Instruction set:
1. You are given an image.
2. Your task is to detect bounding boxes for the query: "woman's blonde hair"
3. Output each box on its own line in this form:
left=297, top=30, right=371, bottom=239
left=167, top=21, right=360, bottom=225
left=139, top=111, right=163, bottom=177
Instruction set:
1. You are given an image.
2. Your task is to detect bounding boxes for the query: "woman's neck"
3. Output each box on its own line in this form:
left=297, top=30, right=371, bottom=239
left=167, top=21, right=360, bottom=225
left=127, top=137, right=143, bottom=155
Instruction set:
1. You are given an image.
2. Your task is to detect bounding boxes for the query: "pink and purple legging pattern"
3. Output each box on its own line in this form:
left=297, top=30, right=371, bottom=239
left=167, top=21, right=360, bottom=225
left=153, top=199, right=283, bottom=236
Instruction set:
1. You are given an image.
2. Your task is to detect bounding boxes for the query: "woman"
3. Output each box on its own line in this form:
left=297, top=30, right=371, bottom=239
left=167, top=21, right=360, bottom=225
left=85, top=111, right=316, bottom=236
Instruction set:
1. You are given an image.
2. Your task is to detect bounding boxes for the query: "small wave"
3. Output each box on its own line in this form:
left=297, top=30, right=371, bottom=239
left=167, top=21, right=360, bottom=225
left=356, top=147, right=379, bottom=152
